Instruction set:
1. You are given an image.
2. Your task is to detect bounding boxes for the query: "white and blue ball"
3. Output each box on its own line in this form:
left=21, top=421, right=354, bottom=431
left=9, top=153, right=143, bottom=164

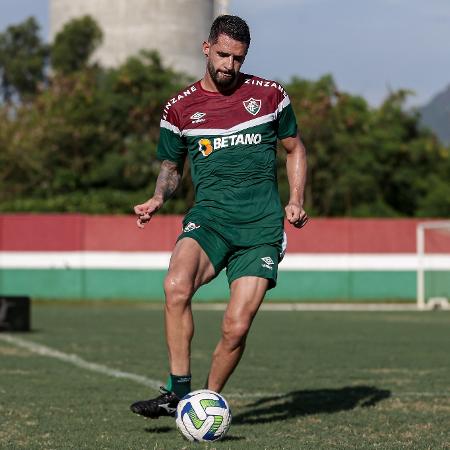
left=175, top=389, right=232, bottom=442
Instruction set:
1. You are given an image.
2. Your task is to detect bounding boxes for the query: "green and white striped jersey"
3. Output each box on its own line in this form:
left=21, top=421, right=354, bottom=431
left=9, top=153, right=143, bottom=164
left=157, top=74, right=298, bottom=229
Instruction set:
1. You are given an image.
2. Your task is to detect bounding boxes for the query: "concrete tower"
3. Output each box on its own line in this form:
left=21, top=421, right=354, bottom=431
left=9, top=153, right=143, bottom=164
left=50, top=0, right=229, bottom=79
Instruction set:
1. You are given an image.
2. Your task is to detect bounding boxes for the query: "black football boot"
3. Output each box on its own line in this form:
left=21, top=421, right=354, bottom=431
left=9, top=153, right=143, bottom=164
left=130, top=387, right=180, bottom=418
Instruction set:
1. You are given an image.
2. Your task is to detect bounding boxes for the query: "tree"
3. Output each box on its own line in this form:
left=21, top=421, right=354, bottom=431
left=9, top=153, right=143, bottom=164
left=369, top=91, right=449, bottom=217
left=0, top=50, right=190, bottom=213
left=285, top=76, right=450, bottom=217
left=51, top=15, right=103, bottom=75
left=0, top=17, right=48, bottom=102
left=285, top=75, right=382, bottom=216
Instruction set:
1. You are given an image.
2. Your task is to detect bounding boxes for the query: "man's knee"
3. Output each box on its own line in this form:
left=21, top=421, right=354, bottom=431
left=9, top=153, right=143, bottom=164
left=164, top=273, right=194, bottom=308
left=221, top=316, right=251, bottom=349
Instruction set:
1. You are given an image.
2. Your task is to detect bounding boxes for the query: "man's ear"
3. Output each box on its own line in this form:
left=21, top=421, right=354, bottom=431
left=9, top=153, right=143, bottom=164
left=202, top=41, right=210, bottom=57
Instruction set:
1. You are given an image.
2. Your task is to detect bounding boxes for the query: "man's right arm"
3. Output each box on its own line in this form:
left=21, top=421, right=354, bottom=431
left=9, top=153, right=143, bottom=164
left=134, top=160, right=182, bottom=229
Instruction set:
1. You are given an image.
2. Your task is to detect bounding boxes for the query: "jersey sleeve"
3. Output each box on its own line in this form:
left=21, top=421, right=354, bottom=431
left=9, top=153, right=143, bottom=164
left=274, top=89, right=298, bottom=140
left=156, top=109, right=187, bottom=169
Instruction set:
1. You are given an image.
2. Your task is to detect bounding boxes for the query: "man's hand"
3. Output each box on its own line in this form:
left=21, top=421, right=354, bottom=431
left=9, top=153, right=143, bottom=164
left=134, top=160, right=182, bottom=229
left=134, top=197, right=163, bottom=229
left=281, top=134, right=308, bottom=230
left=285, top=202, right=308, bottom=229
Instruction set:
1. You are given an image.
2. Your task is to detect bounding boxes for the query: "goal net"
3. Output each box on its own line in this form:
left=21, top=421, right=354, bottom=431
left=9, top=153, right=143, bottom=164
left=417, top=221, right=450, bottom=310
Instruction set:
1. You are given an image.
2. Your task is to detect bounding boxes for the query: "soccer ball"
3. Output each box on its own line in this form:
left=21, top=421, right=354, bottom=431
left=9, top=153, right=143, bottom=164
left=175, top=389, right=232, bottom=442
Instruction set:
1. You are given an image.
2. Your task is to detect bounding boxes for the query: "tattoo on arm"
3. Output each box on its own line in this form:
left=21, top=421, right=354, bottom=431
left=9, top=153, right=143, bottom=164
left=154, top=160, right=182, bottom=202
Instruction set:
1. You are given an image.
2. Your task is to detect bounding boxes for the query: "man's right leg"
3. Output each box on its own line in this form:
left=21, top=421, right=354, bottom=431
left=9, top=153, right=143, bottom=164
left=164, top=237, right=216, bottom=379
left=130, top=237, right=215, bottom=418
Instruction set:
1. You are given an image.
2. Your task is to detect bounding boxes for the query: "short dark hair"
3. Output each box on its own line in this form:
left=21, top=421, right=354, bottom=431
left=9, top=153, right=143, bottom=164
left=208, top=15, right=251, bottom=47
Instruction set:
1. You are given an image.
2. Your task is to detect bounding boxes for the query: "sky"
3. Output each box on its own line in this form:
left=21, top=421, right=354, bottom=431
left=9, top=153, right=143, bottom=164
left=1, top=0, right=449, bottom=106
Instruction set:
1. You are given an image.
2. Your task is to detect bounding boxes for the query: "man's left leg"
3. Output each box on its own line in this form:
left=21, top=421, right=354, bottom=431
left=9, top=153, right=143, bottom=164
left=206, top=276, right=269, bottom=392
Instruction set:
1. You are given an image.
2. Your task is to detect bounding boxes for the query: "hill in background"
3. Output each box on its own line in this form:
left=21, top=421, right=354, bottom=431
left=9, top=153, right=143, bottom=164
left=420, top=85, right=450, bottom=145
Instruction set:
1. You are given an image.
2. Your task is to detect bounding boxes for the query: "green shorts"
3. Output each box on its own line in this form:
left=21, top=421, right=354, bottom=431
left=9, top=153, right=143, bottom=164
left=177, top=216, right=285, bottom=289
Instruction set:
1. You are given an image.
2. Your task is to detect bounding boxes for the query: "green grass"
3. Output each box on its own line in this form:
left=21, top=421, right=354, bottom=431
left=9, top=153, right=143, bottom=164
left=1, top=302, right=449, bottom=449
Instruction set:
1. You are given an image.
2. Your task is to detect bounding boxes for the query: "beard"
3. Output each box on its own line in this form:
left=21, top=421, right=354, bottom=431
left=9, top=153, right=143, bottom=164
left=207, top=60, right=237, bottom=89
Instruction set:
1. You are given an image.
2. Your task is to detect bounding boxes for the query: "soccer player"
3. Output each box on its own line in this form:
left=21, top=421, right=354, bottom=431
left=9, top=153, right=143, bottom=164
left=130, top=15, right=308, bottom=419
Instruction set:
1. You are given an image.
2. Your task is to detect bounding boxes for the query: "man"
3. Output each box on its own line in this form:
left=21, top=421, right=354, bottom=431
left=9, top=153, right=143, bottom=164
left=130, top=15, right=308, bottom=419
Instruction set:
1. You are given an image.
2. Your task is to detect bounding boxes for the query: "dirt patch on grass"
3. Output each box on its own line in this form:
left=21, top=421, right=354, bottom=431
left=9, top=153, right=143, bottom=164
left=0, top=345, right=31, bottom=356
left=0, top=369, right=30, bottom=375
left=0, top=407, right=34, bottom=448
left=365, top=368, right=439, bottom=375
left=380, top=314, right=450, bottom=325
left=383, top=397, right=450, bottom=413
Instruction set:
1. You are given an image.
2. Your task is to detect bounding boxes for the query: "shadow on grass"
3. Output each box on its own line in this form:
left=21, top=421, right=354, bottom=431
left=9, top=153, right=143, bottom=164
left=221, top=434, right=245, bottom=441
left=144, top=425, right=173, bottom=434
left=233, top=385, right=391, bottom=425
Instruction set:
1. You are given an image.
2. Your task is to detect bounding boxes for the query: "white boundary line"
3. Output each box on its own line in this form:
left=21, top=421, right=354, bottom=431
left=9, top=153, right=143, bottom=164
left=1, top=334, right=449, bottom=399
left=196, top=303, right=421, bottom=312
left=0, top=334, right=163, bottom=390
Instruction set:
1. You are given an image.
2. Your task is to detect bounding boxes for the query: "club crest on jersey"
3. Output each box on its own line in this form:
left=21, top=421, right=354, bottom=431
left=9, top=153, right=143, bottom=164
left=198, top=138, right=213, bottom=156
left=243, top=98, right=262, bottom=116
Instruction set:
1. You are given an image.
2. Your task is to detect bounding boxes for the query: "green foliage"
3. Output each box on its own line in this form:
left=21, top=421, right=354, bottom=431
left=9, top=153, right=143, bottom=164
left=0, top=40, right=190, bottom=213
left=0, top=17, right=48, bottom=101
left=284, top=76, right=450, bottom=217
left=416, top=174, right=450, bottom=217
left=51, top=15, right=103, bottom=74
left=0, top=16, right=448, bottom=217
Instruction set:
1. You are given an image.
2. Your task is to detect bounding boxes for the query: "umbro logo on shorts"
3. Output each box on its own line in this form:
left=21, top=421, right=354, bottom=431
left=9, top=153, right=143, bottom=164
left=183, top=222, right=200, bottom=232
left=261, top=256, right=274, bottom=270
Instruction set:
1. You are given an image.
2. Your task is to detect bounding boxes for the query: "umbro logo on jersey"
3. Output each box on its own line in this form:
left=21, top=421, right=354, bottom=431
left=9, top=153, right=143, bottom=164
left=243, top=98, right=262, bottom=116
left=190, top=112, right=206, bottom=124
left=261, top=256, right=274, bottom=270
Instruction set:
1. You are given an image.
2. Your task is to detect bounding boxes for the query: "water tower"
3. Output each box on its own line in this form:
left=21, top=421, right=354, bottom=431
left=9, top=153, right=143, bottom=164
left=50, top=0, right=229, bottom=78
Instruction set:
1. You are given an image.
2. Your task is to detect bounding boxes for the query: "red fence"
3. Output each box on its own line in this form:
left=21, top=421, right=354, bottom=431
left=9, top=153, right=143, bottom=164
left=1, top=214, right=449, bottom=253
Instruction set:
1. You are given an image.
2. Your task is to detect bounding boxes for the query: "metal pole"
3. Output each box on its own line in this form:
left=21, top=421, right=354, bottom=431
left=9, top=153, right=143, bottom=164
left=417, top=224, right=425, bottom=310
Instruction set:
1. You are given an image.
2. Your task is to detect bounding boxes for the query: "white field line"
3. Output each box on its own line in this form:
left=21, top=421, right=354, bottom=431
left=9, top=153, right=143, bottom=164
left=197, top=303, right=421, bottom=312
left=261, top=303, right=422, bottom=311
left=0, top=333, right=163, bottom=390
left=140, top=303, right=424, bottom=312
left=1, top=334, right=449, bottom=399
left=1, top=251, right=450, bottom=270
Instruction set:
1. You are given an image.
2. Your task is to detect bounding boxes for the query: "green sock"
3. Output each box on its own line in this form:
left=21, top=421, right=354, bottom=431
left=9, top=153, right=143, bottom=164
left=166, top=373, right=192, bottom=399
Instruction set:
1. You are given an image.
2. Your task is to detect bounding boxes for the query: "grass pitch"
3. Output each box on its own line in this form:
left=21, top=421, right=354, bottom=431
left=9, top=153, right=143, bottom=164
left=1, top=302, right=449, bottom=449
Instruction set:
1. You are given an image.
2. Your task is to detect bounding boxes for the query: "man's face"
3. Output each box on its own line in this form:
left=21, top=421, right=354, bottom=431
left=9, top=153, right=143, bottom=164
left=203, top=34, right=248, bottom=89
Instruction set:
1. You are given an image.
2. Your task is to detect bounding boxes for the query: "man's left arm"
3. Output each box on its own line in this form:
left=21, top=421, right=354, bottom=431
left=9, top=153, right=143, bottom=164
left=281, top=133, right=308, bottom=228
